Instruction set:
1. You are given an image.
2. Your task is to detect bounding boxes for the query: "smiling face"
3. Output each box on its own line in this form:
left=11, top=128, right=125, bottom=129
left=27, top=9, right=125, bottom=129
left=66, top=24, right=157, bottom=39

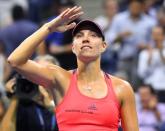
left=72, top=29, right=106, bottom=63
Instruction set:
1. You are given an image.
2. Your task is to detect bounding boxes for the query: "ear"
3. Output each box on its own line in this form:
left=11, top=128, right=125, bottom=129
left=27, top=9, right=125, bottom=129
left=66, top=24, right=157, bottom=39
left=72, top=44, right=76, bottom=54
left=100, top=41, right=107, bottom=53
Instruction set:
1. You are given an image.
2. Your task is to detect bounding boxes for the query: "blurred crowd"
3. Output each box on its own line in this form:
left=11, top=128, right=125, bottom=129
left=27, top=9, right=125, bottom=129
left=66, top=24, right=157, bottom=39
left=0, top=0, right=164, bottom=131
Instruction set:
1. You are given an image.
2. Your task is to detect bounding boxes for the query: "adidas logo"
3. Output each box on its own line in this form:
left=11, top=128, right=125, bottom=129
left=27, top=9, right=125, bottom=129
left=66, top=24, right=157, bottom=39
left=88, top=103, right=97, bottom=110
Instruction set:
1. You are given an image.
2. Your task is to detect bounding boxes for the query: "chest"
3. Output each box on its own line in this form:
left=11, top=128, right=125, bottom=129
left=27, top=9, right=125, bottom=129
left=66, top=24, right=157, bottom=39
left=77, top=80, right=108, bottom=99
left=149, top=50, right=165, bottom=66
left=55, top=74, right=121, bottom=129
left=119, top=19, right=150, bottom=41
left=56, top=93, right=120, bottom=128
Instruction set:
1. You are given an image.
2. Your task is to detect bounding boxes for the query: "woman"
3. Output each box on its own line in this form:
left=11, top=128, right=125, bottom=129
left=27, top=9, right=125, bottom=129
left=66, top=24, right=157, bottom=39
left=8, top=6, right=139, bottom=130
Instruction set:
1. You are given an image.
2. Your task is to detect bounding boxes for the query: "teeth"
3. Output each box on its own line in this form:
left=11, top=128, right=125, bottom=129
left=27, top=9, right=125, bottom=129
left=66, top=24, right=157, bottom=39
left=81, top=46, right=91, bottom=49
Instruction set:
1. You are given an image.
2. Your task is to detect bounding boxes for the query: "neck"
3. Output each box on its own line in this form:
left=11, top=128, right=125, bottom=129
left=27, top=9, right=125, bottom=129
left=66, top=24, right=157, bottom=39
left=142, top=105, right=148, bottom=110
left=130, top=14, right=140, bottom=21
left=107, top=14, right=114, bottom=21
left=77, top=57, right=102, bottom=82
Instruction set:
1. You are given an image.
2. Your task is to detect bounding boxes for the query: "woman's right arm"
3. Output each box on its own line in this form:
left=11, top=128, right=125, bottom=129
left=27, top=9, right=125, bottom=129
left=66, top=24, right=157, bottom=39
left=7, top=6, right=83, bottom=87
left=8, top=24, right=57, bottom=87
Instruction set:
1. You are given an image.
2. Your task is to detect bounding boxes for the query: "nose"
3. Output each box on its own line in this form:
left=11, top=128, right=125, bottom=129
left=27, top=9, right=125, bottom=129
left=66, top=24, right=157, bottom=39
left=82, top=34, right=90, bottom=43
left=82, top=39, right=89, bottom=43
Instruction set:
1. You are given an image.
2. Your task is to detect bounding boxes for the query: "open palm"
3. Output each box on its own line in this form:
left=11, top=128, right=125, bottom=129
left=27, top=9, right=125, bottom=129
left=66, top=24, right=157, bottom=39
left=47, top=6, right=83, bottom=33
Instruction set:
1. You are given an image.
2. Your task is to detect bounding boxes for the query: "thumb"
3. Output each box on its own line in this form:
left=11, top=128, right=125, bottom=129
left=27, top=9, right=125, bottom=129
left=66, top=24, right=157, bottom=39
left=39, top=86, right=49, bottom=97
left=65, top=22, right=76, bottom=31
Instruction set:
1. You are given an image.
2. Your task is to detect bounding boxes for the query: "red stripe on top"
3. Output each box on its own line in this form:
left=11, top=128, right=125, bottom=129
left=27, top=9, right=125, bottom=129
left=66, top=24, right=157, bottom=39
left=56, top=71, right=121, bottom=131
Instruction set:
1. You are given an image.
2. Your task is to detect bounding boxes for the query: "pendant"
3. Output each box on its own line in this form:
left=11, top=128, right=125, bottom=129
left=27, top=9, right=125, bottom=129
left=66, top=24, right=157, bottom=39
left=85, top=86, right=92, bottom=91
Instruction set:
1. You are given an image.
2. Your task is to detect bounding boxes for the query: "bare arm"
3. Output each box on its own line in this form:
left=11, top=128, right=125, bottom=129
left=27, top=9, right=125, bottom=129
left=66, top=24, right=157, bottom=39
left=113, top=31, right=132, bottom=43
left=7, top=6, right=83, bottom=87
left=120, top=82, right=139, bottom=131
left=0, top=79, right=18, bottom=131
left=39, top=86, right=55, bottom=112
left=36, top=41, right=47, bottom=55
left=0, top=98, right=18, bottom=131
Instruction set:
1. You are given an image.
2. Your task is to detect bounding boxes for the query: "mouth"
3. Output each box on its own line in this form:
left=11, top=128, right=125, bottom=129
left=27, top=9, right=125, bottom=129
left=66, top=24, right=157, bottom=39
left=81, top=45, right=92, bottom=49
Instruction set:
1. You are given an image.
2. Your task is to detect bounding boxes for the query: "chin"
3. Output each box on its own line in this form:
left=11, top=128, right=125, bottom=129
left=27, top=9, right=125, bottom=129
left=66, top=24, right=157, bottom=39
left=78, top=55, right=98, bottom=63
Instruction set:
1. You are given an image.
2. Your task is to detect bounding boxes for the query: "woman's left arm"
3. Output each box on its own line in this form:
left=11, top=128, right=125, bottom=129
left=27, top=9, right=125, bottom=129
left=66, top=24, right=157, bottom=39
left=120, top=82, right=139, bottom=131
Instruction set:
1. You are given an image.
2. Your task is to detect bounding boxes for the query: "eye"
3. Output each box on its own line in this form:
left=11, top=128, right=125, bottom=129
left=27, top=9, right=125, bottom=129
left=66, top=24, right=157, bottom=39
left=91, top=33, right=98, bottom=37
left=75, top=33, right=82, bottom=38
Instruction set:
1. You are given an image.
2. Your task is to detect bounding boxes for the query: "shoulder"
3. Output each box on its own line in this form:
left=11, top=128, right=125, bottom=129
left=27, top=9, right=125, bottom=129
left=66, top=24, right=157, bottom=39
left=110, top=75, right=133, bottom=92
left=108, top=74, right=135, bottom=103
left=139, top=49, right=148, bottom=57
left=142, top=14, right=157, bottom=26
left=113, top=11, right=129, bottom=21
left=94, top=15, right=107, bottom=22
left=46, top=64, right=73, bottom=91
left=47, top=64, right=72, bottom=77
left=43, top=64, right=72, bottom=84
left=111, top=12, right=128, bottom=27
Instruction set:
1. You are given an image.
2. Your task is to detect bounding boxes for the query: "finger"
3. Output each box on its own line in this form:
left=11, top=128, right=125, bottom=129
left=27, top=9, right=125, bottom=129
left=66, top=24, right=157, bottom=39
left=61, top=6, right=82, bottom=25
left=60, top=8, right=70, bottom=18
left=9, top=78, right=16, bottom=83
left=69, top=12, right=84, bottom=21
left=39, top=86, right=49, bottom=97
left=65, top=22, right=76, bottom=31
left=64, top=11, right=83, bottom=25
left=62, top=7, right=76, bottom=18
left=71, top=6, right=82, bottom=14
left=64, top=6, right=81, bottom=18
left=58, top=7, right=77, bottom=24
left=64, top=6, right=78, bottom=16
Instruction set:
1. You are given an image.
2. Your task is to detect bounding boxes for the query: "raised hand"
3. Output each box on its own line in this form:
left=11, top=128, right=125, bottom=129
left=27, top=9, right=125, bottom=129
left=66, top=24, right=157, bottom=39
left=120, top=31, right=132, bottom=38
left=38, top=86, right=54, bottom=108
left=5, top=78, right=16, bottom=93
left=46, top=6, right=83, bottom=33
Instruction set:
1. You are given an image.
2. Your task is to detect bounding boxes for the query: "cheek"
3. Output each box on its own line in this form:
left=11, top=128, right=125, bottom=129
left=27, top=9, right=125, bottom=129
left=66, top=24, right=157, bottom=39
left=72, top=44, right=80, bottom=55
left=96, top=43, right=105, bottom=53
left=96, top=45, right=102, bottom=52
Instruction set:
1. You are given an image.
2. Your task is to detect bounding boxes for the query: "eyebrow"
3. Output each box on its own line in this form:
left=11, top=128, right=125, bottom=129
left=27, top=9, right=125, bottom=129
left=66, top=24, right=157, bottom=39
left=76, top=30, right=98, bottom=35
left=76, top=31, right=83, bottom=35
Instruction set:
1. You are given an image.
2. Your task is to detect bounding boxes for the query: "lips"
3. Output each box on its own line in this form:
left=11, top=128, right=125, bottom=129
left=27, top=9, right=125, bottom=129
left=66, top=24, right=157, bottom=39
left=81, top=45, right=92, bottom=49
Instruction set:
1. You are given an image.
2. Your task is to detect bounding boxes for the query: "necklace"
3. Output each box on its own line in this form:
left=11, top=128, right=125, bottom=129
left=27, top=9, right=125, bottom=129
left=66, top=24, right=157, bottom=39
left=83, top=85, right=93, bottom=92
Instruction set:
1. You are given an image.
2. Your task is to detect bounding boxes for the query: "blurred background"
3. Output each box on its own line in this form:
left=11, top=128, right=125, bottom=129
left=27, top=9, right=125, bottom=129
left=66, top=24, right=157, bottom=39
left=0, top=0, right=165, bottom=131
